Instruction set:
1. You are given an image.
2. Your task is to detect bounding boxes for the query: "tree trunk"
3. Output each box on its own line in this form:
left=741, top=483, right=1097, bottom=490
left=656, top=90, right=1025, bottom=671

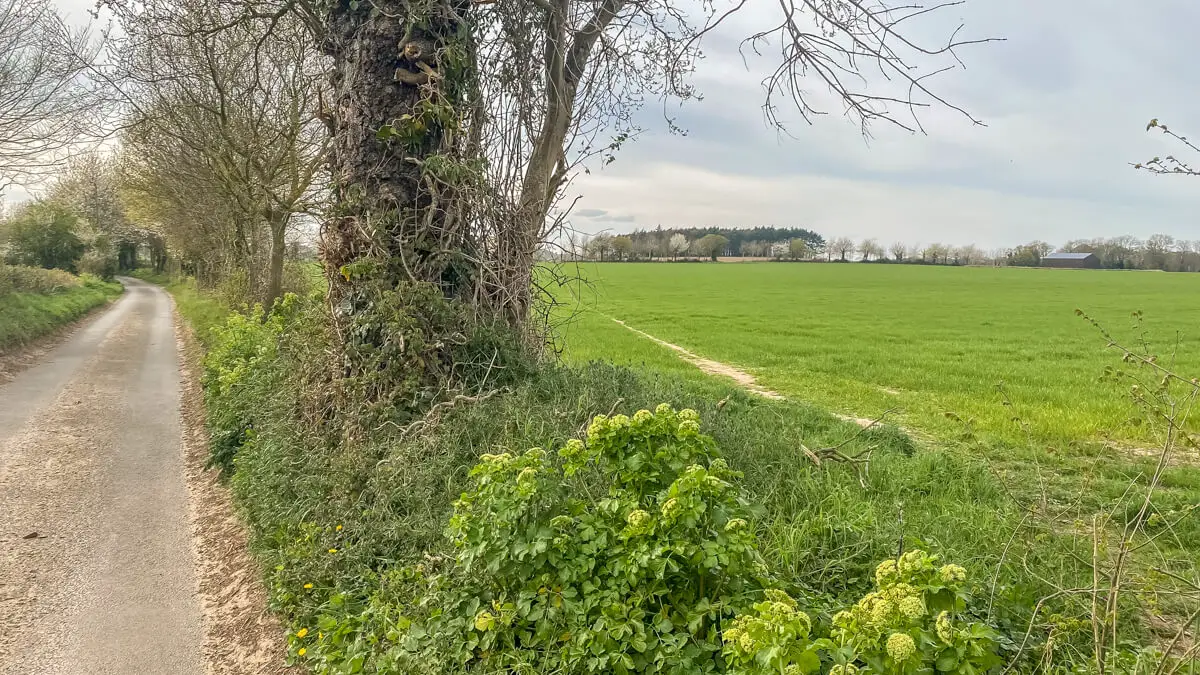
left=320, top=0, right=472, bottom=323
left=265, top=211, right=288, bottom=308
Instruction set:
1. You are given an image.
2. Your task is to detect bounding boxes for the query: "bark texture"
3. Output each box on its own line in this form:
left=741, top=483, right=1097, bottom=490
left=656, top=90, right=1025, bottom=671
left=320, top=0, right=472, bottom=319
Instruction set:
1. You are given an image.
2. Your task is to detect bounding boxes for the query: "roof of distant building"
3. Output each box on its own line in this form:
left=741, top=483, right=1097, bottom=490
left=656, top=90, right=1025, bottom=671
left=1043, top=252, right=1096, bottom=260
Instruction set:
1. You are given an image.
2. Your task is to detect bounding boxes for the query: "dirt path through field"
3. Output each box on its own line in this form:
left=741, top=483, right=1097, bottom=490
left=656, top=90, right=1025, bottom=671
left=0, top=277, right=289, bottom=674
left=609, top=317, right=785, bottom=399
left=609, top=316, right=878, bottom=428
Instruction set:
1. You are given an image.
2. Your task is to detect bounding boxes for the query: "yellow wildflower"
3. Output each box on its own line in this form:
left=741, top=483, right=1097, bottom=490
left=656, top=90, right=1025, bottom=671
left=902, top=595, right=926, bottom=619
left=303, top=583, right=313, bottom=589
left=296, top=628, right=308, bottom=638
left=336, top=525, right=343, bottom=531
left=886, top=633, right=916, bottom=661
left=939, top=564, right=967, bottom=583
left=936, top=611, right=955, bottom=643
left=899, top=596, right=925, bottom=619
left=328, top=548, right=338, bottom=554
left=298, top=648, right=306, bottom=656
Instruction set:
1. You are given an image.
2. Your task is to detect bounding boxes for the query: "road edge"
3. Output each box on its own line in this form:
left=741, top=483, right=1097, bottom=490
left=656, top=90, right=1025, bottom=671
left=0, top=293, right=122, bottom=387
left=173, top=303, right=296, bottom=675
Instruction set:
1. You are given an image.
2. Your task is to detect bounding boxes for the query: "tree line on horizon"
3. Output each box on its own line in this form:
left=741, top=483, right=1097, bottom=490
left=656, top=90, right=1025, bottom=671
left=565, top=230, right=1200, bottom=272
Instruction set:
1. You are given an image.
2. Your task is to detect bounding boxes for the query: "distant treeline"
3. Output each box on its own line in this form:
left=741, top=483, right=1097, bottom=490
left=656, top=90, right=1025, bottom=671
left=628, top=226, right=823, bottom=256
left=570, top=226, right=826, bottom=261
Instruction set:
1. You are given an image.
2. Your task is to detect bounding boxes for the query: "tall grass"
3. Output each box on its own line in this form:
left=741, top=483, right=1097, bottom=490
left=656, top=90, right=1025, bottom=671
left=0, top=266, right=122, bottom=350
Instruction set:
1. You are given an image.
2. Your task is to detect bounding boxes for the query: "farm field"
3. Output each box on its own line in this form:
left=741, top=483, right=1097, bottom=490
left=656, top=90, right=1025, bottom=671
left=554, top=262, right=1200, bottom=448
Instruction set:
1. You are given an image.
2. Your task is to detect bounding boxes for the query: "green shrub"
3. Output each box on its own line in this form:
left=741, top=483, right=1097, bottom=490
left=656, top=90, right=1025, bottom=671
left=393, top=405, right=781, bottom=673
left=201, top=296, right=295, bottom=473
left=77, top=249, right=119, bottom=281
left=2, top=203, right=85, bottom=272
left=827, top=550, right=1002, bottom=674
left=0, top=264, right=80, bottom=295
left=273, top=405, right=1000, bottom=675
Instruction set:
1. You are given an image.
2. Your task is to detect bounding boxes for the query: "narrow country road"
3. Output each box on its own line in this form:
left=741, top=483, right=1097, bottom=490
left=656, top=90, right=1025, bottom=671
left=0, top=278, right=202, bottom=674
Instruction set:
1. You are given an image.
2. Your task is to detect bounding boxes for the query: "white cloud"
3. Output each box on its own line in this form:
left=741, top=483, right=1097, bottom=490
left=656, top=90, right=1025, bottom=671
left=572, top=161, right=1198, bottom=249
left=566, top=0, right=1200, bottom=248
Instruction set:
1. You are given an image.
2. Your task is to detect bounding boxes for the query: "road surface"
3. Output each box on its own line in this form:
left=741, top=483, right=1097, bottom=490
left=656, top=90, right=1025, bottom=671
left=0, top=277, right=202, bottom=674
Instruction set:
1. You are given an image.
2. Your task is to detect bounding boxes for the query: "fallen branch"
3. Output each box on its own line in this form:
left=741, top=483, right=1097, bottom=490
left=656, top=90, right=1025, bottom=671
left=799, top=408, right=896, bottom=487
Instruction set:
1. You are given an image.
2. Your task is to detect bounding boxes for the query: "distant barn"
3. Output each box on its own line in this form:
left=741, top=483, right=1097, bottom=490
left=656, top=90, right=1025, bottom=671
left=1042, top=252, right=1100, bottom=269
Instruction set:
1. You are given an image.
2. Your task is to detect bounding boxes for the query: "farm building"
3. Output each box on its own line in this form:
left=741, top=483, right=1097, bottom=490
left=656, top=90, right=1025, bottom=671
left=1042, top=252, right=1100, bottom=269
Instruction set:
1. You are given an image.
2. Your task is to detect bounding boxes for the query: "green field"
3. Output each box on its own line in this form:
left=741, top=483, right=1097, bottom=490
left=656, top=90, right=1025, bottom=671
left=555, top=262, right=1200, bottom=447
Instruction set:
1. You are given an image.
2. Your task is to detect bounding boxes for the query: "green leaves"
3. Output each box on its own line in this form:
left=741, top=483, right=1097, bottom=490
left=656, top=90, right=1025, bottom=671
left=829, top=550, right=1002, bottom=674
left=399, top=405, right=774, bottom=673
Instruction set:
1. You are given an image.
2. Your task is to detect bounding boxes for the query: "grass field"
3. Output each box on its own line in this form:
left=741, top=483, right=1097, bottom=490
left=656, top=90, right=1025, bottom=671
left=554, top=262, right=1200, bottom=448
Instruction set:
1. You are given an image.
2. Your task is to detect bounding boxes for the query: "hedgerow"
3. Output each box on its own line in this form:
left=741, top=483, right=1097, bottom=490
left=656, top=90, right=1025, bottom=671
left=0, top=268, right=120, bottom=349
left=186, top=289, right=1186, bottom=675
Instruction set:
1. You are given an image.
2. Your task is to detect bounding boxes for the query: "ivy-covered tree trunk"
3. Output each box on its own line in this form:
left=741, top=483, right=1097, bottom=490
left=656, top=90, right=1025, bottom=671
left=320, top=0, right=474, bottom=325
left=318, top=0, right=514, bottom=419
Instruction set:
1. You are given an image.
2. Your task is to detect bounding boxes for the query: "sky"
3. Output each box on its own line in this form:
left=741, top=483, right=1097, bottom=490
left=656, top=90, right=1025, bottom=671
left=19, top=0, right=1200, bottom=251
left=562, top=0, right=1200, bottom=249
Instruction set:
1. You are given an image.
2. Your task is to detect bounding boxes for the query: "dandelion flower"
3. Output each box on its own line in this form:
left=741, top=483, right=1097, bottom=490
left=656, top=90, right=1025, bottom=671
left=296, top=628, right=308, bottom=638
left=297, top=648, right=306, bottom=656
left=328, top=548, right=338, bottom=554
left=335, top=525, right=343, bottom=531
left=303, top=583, right=313, bottom=589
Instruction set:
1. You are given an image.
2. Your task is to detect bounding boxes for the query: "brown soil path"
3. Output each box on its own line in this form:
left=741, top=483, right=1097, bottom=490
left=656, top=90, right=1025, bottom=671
left=609, top=316, right=878, bottom=427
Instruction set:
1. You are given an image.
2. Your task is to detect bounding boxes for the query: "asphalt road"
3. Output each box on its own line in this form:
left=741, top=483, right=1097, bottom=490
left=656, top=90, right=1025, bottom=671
left=0, top=277, right=202, bottom=674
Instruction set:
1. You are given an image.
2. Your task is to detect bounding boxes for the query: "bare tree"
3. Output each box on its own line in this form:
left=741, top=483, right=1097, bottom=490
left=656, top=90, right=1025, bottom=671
left=925, top=242, right=949, bottom=264
left=115, top=0, right=995, bottom=403
left=858, top=238, right=881, bottom=261
left=889, top=241, right=906, bottom=261
left=829, top=236, right=855, bottom=261
left=1134, top=119, right=1199, bottom=177
left=957, top=244, right=982, bottom=265
left=108, top=0, right=327, bottom=304
left=0, top=0, right=100, bottom=191
left=287, top=0, right=995, bottom=334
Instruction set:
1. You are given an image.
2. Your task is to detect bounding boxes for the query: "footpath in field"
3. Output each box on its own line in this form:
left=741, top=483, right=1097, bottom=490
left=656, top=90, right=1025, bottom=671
left=0, top=278, right=289, bottom=675
left=609, top=315, right=880, bottom=428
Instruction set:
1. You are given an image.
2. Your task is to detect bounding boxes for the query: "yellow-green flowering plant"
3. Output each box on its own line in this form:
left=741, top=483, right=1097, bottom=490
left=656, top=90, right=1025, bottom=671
left=395, top=405, right=778, bottom=673
left=828, top=550, right=1002, bottom=674
left=721, top=589, right=825, bottom=674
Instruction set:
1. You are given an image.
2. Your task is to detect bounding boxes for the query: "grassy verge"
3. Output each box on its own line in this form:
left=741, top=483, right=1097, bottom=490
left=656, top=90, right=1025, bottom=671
left=196, top=292, right=1168, bottom=672
left=0, top=275, right=123, bottom=351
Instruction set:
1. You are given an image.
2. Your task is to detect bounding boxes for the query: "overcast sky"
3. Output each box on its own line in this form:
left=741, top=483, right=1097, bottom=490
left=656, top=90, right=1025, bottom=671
left=565, top=0, right=1200, bottom=249
left=23, top=0, right=1200, bottom=250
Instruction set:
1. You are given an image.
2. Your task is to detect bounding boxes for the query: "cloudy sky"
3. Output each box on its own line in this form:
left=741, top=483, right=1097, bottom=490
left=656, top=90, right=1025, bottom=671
left=565, top=0, right=1200, bottom=249
left=22, top=0, right=1200, bottom=250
